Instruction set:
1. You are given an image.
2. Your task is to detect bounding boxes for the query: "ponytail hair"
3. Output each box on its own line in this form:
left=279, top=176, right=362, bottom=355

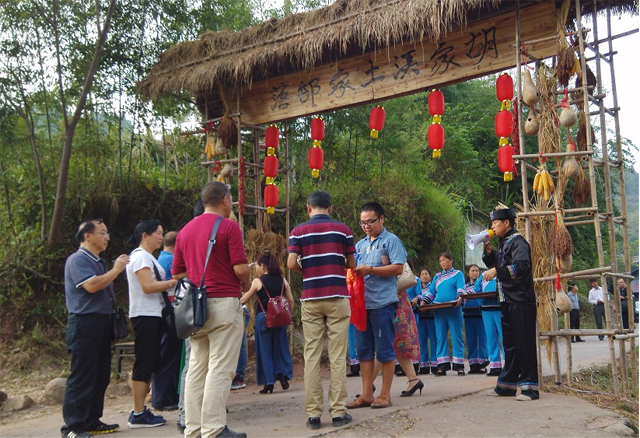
left=127, top=219, right=161, bottom=249
left=256, top=252, right=282, bottom=277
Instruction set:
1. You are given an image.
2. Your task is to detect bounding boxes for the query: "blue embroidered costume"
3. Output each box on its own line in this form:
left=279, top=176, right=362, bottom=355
left=474, top=273, right=503, bottom=374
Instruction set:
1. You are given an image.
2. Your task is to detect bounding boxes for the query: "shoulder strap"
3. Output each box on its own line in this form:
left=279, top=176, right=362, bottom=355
left=199, top=216, right=224, bottom=289
left=152, top=262, right=172, bottom=308
left=258, top=278, right=272, bottom=299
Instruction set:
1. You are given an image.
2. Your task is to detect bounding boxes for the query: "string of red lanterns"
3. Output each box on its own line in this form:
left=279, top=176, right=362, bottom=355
left=495, top=73, right=516, bottom=181
left=427, top=89, right=445, bottom=158
left=263, top=124, right=279, bottom=214
left=309, top=117, right=325, bottom=178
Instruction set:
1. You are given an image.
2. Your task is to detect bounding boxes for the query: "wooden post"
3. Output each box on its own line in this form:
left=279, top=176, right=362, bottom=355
left=236, top=93, right=244, bottom=232
left=564, top=311, right=572, bottom=385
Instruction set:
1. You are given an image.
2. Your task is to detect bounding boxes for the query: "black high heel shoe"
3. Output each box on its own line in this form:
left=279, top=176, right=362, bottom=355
left=279, top=376, right=290, bottom=390
left=400, top=379, right=424, bottom=397
left=259, top=384, right=274, bottom=394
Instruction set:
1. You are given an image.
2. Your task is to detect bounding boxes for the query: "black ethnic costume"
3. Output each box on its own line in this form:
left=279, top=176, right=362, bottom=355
left=483, top=226, right=539, bottom=399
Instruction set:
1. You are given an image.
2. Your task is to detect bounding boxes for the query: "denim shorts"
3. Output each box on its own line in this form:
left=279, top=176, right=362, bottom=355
left=354, top=302, right=398, bottom=363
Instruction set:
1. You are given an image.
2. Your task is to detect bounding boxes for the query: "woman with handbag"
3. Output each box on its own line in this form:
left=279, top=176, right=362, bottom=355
left=125, top=219, right=177, bottom=429
left=240, top=253, right=294, bottom=394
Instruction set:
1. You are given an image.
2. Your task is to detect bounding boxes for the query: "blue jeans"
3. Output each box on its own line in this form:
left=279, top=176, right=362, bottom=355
left=235, top=307, right=249, bottom=379
left=348, top=324, right=359, bottom=365
left=354, top=302, right=398, bottom=363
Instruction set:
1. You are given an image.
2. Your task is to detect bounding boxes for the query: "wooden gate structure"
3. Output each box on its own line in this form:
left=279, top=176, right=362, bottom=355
left=140, top=0, right=638, bottom=396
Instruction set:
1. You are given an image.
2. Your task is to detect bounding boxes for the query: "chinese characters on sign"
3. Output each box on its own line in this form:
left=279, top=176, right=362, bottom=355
left=269, top=26, right=499, bottom=113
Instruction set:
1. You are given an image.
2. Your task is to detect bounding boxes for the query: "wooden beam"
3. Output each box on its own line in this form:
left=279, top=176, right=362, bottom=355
left=231, top=2, right=557, bottom=125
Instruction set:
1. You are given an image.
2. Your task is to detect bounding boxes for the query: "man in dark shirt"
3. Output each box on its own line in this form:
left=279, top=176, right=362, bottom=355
left=482, top=208, right=539, bottom=401
left=61, top=219, right=129, bottom=438
left=288, top=191, right=356, bottom=430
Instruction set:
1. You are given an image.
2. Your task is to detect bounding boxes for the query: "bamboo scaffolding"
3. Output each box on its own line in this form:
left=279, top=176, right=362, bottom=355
left=605, top=0, right=636, bottom=391
left=517, top=207, right=598, bottom=217
left=512, top=151, right=593, bottom=160
left=612, top=334, right=639, bottom=341
left=540, top=329, right=624, bottom=337
left=575, top=0, right=619, bottom=397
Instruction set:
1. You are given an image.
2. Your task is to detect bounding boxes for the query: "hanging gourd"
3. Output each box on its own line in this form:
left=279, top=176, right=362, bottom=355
left=559, top=91, right=577, bottom=127
left=427, top=89, right=445, bottom=157
left=264, top=184, right=279, bottom=215
left=309, top=117, right=325, bottom=178
left=498, top=144, right=515, bottom=182
left=496, top=73, right=514, bottom=110
left=263, top=125, right=279, bottom=214
left=369, top=105, right=385, bottom=138
left=522, top=69, right=540, bottom=106
left=524, top=108, right=540, bottom=135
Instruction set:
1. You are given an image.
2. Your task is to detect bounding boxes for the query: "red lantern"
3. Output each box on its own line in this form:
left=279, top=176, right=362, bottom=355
left=310, top=117, right=324, bottom=147
left=308, top=146, right=324, bottom=178
left=263, top=155, right=278, bottom=184
left=428, top=123, right=445, bottom=158
left=495, top=110, right=512, bottom=141
left=428, top=89, right=445, bottom=121
left=265, top=125, right=279, bottom=155
left=496, top=74, right=514, bottom=108
left=264, top=184, right=279, bottom=214
left=498, top=144, right=515, bottom=181
left=369, top=106, right=385, bottom=138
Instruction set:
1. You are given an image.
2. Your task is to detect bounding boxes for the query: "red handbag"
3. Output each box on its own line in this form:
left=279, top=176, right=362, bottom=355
left=258, top=278, right=292, bottom=328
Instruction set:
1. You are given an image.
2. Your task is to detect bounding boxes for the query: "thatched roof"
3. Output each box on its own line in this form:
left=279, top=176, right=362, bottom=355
left=139, top=0, right=637, bottom=105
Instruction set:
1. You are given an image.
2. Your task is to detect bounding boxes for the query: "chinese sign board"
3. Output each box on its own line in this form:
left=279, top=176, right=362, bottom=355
left=236, top=2, right=557, bottom=125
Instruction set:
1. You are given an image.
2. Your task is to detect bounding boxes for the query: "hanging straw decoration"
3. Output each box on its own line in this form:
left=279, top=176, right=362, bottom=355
left=217, top=116, right=238, bottom=151
left=536, top=65, right=561, bottom=154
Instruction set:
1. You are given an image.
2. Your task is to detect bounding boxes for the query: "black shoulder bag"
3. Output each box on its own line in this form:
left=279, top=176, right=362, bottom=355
left=108, top=285, right=128, bottom=342
left=174, top=216, right=224, bottom=339
left=152, top=262, right=176, bottom=335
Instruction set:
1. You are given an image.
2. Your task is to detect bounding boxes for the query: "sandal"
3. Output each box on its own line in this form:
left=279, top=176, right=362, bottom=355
left=346, top=395, right=373, bottom=409
left=371, top=395, right=393, bottom=409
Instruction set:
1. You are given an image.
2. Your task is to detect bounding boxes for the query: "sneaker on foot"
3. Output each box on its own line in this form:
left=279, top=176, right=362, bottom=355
left=86, top=420, right=119, bottom=434
left=231, top=377, right=246, bottom=390
left=61, top=430, right=91, bottom=438
left=127, top=408, right=166, bottom=428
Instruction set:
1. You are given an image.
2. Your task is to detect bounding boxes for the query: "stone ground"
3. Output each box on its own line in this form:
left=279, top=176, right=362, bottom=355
left=0, top=335, right=636, bottom=437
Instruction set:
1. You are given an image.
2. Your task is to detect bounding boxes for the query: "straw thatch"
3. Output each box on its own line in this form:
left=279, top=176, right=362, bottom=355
left=139, top=0, right=508, bottom=104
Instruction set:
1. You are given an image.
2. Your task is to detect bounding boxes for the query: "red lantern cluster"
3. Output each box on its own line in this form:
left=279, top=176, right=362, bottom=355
left=369, top=106, right=385, bottom=138
left=495, top=74, right=515, bottom=182
left=308, top=117, right=325, bottom=178
left=264, top=124, right=279, bottom=214
left=427, top=89, right=445, bottom=158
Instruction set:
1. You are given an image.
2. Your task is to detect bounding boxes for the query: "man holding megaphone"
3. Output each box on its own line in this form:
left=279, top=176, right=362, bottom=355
left=482, top=207, right=539, bottom=402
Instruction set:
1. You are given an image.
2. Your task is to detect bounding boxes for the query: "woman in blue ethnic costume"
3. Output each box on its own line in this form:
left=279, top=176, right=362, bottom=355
left=408, top=269, right=438, bottom=374
left=463, top=265, right=489, bottom=374
left=419, top=253, right=465, bottom=376
left=474, top=264, right=503, bottom=376
left=483, top=208, right=539, bottom=401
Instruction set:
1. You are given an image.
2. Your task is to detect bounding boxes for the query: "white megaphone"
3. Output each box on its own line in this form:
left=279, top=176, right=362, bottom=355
left=465, top=229, right=495, bottom=250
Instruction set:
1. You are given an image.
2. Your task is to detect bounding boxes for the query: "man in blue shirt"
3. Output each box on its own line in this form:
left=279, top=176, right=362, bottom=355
left=347, top=202, right=406, bottom=410
left=61, top=219, right=129, bottom=438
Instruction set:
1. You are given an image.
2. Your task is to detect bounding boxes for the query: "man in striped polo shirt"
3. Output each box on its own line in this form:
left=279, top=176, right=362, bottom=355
left=288, top=191, right=356, bottom=431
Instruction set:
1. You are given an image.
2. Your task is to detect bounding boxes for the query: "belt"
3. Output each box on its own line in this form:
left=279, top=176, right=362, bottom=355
left=70, top=312, right=113, bottom=320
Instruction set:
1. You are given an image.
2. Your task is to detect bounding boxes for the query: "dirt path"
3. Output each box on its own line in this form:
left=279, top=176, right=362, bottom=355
left=0, top=336, right=635, bottom=437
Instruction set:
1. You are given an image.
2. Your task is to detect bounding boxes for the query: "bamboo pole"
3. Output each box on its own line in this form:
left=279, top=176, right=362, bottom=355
left=612, top=333, right=639, bottom=341
left=590, top=0, right=628, bottom=397
left=534, top=267, right=611, bottom=282
left=517, top=207, right=597, bottom=217
left=512, top=151, right=593, bottom=160
left=606, top=0, right=636, bottom=392
left=237, top=93, right=244, bottom=232
left=253, top=128, right=263, bottom=231
left=564, top=311, right=572, bottom=385
left=574, top=0, right=619, bottom=397
left=540, top=329, right=622, bottom=336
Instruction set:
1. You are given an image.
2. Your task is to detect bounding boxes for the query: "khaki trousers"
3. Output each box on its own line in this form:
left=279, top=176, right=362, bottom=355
left=185, top=297, right=243, bottom=437
left=301, top=297, right=350, bottom=418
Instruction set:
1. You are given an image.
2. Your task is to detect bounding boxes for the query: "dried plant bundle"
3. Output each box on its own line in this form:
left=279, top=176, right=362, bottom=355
left=217, top=116, right=238, bottom=150
left=536, top=65, right=561, bottom=154
left=572, top=168, right=591, bottom=205
left=554, top=214, right=572, bottom=260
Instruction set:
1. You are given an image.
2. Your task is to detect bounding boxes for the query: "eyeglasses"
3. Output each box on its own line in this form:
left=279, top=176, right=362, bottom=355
left=359, top=217, right=380, bottom=227
left=93, top=232, right=110, bottom=238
